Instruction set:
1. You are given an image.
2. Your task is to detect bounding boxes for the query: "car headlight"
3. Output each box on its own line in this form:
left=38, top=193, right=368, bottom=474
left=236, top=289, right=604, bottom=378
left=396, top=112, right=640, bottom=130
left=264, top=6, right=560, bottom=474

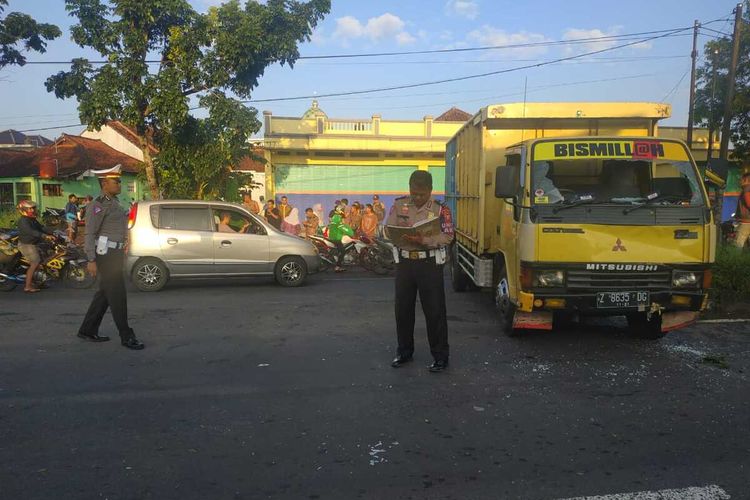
left=533, top=270, right=565, bottom=287
left=672, top=270, right=698, bottom=288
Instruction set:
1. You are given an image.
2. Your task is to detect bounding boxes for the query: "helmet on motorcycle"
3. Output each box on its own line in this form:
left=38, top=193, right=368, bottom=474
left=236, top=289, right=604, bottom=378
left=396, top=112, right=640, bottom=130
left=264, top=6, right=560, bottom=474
left=17, top=199, right=38, bottom=217
left=330, top=214, right=343, bottom=224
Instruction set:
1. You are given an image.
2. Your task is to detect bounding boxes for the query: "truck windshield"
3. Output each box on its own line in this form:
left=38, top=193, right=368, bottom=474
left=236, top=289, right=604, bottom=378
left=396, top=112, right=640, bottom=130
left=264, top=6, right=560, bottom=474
left=530, top=140, right=705, bottom=207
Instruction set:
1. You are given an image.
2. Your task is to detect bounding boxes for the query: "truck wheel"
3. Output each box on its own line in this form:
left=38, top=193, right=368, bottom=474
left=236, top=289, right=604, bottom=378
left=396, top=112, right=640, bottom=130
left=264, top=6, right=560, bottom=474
left=495, top=267, right=521, bottom=337
left=626, top=312, right=665, bottom=340
left=450, top=244, right=470, bottom=292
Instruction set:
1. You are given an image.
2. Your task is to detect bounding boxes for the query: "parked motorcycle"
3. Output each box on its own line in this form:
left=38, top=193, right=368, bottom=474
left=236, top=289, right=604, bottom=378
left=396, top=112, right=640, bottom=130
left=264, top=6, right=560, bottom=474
left=308, top=234, right=367, bottom=271
left=359, top=236, right=396, bottom=275
left=0, top=231, right=95, bottom=291
left=42, top=207, right=66, bottom=228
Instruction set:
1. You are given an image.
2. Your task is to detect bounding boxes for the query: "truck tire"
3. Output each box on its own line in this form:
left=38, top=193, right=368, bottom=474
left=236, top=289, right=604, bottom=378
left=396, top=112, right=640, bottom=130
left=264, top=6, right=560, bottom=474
left=495, top=267, right=522, bottom=337
left=626, top=312, right=665, bottom=340
left=450, top=244, right=470, bottom=292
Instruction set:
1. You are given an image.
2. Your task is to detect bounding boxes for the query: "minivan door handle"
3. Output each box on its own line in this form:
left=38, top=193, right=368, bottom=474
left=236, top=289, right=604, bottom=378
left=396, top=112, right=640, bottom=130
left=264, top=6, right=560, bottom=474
left=221, top=240, right=232, bottom=247
left=167, top=238, right=178, bottom=245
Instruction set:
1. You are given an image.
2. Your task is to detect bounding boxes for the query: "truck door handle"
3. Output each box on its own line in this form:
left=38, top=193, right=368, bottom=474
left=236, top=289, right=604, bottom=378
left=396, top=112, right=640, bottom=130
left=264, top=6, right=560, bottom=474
left=167, top=238, right=178, bottom=245
left=221, top=240, right=232, bottom=247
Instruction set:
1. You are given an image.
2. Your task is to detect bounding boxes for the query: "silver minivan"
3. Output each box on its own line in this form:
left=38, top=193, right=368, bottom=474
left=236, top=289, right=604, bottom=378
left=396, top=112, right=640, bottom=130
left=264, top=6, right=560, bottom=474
left=125, top=200, right=320, bottom=291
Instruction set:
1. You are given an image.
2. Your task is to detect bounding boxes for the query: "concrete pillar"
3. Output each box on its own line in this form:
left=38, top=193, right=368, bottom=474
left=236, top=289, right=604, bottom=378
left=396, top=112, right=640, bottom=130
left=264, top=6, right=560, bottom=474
left=372, top=114, right=381, bottom=135
left=263, top=111, right=272, bottom=136
left=424, top=115, right=433, bottom=138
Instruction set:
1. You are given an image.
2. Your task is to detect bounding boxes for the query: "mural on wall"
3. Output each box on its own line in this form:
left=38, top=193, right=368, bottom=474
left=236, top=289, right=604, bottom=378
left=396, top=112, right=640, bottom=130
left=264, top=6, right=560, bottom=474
left=272, top=164, right=445, bottom=224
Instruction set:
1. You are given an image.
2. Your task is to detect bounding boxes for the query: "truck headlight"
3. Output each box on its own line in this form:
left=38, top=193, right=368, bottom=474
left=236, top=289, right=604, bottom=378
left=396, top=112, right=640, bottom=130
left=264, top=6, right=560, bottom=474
left=533, top=270, right=565, bottom=287
left=672, top=270, right=698, bottom=288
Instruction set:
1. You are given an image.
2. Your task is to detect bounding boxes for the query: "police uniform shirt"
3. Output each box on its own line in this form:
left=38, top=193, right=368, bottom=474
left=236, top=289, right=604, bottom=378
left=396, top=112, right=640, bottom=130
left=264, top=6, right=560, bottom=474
left=385, top=196, right=455, bottom=251
left=84, top=193, right=128, bottom=261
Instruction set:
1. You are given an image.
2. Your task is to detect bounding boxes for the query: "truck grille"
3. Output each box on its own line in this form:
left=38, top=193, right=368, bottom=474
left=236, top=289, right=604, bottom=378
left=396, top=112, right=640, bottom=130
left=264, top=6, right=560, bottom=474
left=566, top=270, right=672, bottom=291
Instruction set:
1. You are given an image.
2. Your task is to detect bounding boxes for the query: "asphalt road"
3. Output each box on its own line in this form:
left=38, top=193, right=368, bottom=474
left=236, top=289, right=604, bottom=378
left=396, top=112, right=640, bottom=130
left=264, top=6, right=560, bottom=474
left=1, top=270, right=749, bottom=500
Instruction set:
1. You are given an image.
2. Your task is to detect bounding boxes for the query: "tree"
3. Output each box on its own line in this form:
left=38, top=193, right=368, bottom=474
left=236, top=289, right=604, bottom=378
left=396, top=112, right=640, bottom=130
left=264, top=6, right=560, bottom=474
left=46, top=0, right=329, bottom=199
left=0, top=0, right=61, bottom=68
left=156, top=94, right=262, bottom=200
left=693, top=1, right=750, bottom=162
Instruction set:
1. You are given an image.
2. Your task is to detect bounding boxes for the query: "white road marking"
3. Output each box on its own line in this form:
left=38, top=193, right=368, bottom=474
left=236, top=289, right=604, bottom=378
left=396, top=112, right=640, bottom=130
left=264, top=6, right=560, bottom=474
left=558, top=484, right=730, bottom=500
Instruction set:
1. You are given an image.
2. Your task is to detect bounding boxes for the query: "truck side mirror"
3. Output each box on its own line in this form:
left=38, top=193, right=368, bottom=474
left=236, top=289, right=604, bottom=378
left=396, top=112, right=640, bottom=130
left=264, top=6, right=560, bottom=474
left=495, top=166, right=519, bottom=199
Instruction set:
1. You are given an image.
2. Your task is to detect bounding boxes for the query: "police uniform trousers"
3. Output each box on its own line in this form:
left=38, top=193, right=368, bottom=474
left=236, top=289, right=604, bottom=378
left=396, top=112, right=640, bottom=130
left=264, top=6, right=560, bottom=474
left=79, top=249, right=134, bottom=340
left=394, top=256, right=449, bottom=362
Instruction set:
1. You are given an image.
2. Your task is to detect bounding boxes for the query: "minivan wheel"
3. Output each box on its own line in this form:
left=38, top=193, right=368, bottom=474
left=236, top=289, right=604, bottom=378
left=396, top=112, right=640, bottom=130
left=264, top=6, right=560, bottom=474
left=132, top=257, right=169, bottom=292
left=275, top=256, right=307, bottom=287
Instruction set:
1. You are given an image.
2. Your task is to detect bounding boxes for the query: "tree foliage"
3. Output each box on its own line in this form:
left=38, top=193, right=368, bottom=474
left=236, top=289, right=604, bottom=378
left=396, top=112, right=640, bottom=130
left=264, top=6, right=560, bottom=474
left=0, top=0, right=61, bottom=68
left=45, top=0, right=330, bottom=199
left=693, top=2, right=750, bottom=161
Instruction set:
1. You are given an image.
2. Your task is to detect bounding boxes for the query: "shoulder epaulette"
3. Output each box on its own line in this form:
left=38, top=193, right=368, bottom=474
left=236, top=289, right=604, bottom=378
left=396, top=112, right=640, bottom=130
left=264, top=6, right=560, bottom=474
left=95, top=195, right=106, bottom=202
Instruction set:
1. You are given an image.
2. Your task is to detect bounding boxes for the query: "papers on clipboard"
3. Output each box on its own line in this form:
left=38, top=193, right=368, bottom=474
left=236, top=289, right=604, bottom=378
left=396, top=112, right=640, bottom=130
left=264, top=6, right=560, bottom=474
left=385, top=217, right=441, bottom=248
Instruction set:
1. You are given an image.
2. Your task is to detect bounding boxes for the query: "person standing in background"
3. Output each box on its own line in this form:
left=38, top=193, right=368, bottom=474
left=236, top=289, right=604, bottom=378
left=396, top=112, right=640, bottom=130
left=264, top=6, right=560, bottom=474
left=278, top=196, right=293, bottom=219
left=242, top=192, right=260, bottom=215
left=360, top=204, right=378, bottom=240
left=264, top=200, right=282, bottom=230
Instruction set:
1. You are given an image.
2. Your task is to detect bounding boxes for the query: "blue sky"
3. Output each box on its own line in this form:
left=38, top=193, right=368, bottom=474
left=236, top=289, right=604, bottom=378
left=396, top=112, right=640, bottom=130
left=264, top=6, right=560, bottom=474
left=0, top=0, right=741, bottom=139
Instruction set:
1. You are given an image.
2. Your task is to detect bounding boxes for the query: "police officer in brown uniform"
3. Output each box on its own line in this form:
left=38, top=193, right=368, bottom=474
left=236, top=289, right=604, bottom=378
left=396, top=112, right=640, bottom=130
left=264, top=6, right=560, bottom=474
left=386, top=170, right=454, bottom=372
left=77, top=165, right=144, bottom=350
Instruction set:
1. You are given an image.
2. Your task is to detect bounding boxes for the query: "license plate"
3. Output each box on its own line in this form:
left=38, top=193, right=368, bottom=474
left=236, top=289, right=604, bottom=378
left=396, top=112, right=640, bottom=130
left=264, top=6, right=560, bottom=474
left=596, top=291, right=650, bottom=309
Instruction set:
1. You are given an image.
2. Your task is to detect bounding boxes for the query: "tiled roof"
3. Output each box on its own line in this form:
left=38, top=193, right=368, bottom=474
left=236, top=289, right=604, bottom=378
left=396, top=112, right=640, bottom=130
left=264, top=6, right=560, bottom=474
left=232, top=149, right=266, bottom=173
left=435, top=107, right=472, bottom=122
left=0, top=134, right=142, bottom=178
left=0, top=129, right=53, bottom=147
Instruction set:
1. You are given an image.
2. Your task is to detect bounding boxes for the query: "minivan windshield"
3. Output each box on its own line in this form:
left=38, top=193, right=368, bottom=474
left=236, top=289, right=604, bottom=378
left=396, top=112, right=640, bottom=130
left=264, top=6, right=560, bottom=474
left=530, top=139, right=705, bottom=207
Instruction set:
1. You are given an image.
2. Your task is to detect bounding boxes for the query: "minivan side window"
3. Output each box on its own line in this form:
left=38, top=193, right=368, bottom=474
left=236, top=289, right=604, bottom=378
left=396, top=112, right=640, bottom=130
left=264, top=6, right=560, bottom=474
left=212, top=208, right=267, bottom=235
left=158, top=207, right=212, bottom=231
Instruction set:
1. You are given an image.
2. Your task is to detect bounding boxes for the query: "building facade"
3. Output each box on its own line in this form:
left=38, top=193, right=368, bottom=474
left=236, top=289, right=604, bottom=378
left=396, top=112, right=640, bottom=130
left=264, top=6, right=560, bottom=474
left=0, top=134, right=146, bottom=213
left=262, top=101, right=468, bottom=222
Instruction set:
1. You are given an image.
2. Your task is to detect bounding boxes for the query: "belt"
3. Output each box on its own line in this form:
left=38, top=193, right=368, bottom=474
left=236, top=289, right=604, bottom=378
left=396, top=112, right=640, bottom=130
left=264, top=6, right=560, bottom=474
left=106, top=241, right=126, bottom=249
left=399, top=249, right=438, bottom=260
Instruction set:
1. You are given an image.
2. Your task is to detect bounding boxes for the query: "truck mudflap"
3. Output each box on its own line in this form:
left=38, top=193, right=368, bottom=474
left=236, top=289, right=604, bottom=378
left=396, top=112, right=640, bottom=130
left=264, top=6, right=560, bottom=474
left=512, top=311, right=553, bottom=330
left=661, top=311, right=699, bottom=332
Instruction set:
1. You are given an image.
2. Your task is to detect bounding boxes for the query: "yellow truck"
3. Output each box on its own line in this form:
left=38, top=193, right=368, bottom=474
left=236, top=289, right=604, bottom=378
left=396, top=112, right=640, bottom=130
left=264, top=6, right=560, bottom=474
left=445, top=103, right=715, bottom=338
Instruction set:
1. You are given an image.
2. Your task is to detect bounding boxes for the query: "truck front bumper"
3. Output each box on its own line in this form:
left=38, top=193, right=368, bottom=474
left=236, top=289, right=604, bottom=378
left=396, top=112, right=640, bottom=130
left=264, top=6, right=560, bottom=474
left=518, top=290, right=707, bottom=315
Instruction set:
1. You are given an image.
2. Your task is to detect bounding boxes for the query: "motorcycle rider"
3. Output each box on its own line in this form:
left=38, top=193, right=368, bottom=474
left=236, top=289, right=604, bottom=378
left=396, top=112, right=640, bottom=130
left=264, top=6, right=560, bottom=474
left=16, top=200, right=55, bottom=293
left=326, top=213, right=353, bottom=272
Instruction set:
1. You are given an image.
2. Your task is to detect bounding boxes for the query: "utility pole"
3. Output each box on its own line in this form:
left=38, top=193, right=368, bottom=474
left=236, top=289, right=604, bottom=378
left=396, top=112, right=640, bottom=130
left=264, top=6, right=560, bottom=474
left=707, top=48, right=719, bottom=161
left=719, top=3, right=744, bottom=160
left=687, top=20, right=700, bottom=148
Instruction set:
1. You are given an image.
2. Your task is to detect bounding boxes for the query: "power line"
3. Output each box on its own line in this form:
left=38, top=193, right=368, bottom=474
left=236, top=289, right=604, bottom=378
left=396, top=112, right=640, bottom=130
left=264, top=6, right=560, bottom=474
left=362, top=73, right=662, bottom=113
left=701, top=26, right=732, bottom=37
left=15, top=14, right=735, bottom=132
left=227, top=27, right=695, bottom=107
left=298, top=54, right=690, bottom=66
left=661, top=67, right=691, bottom=103
left=19, top=25, right=714, bottom=66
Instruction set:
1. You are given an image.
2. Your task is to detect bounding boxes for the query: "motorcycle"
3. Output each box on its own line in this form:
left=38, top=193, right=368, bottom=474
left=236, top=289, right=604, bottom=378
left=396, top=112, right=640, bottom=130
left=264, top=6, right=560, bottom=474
left=0, top=231, right=95, bottom=291
left=42, top=207, right=65, bottom=228
left=359, top=236, right=396, bottom=275
left=308, top=234, right=368, bottom=272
